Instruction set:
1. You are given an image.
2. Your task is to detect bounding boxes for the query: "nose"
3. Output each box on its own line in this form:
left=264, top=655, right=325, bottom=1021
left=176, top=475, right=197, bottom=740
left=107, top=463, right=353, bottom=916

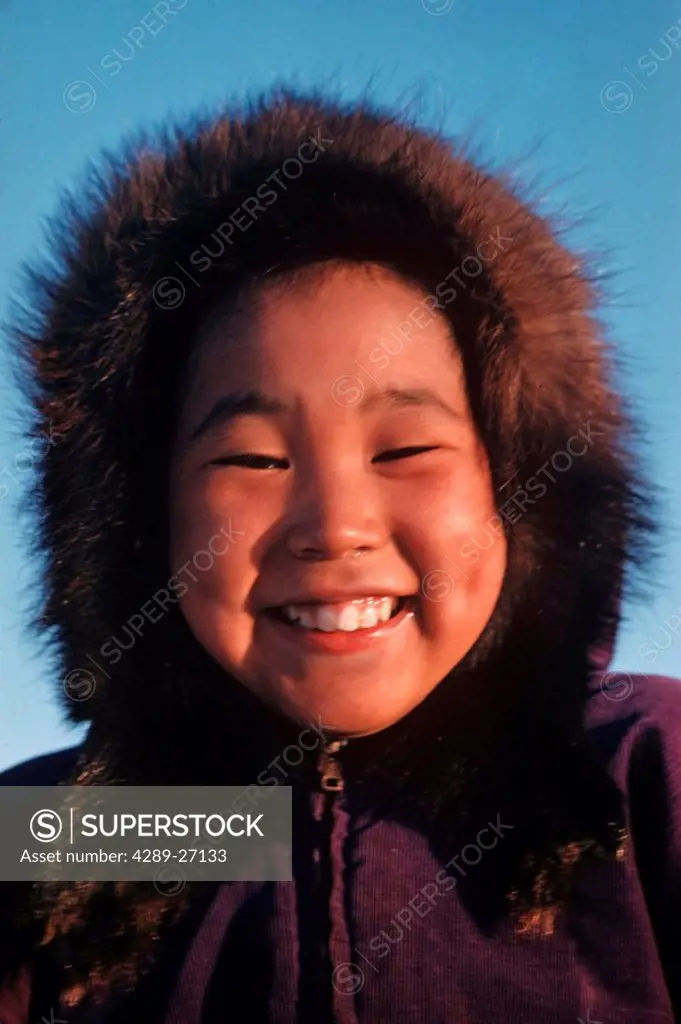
left=285, top=460, right=388, bottom=562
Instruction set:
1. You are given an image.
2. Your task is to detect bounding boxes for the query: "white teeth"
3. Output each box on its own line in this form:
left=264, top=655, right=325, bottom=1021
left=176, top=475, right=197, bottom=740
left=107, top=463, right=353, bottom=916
left=316, top=606, right=340, bottom=632
left=281, top=596, right=401, bottom=632
left=376, top=600, right=392, bottom=624
left=337, top=605, right=360, bottom=631
left=358, top=604, right=380, bottom=629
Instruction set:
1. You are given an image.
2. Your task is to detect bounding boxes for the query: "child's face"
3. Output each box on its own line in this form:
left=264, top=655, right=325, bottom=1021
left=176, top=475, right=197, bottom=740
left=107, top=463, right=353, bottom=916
left=169, top=264, right=506, bottom=737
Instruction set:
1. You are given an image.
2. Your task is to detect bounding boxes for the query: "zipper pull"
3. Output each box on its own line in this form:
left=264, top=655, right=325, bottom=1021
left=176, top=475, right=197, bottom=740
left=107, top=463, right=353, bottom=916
left=319, top=738, right=348, bottom=792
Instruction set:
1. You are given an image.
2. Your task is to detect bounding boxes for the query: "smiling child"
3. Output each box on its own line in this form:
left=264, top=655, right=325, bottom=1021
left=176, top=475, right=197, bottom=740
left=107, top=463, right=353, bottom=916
left=0, top=90, right=679, bottom=1023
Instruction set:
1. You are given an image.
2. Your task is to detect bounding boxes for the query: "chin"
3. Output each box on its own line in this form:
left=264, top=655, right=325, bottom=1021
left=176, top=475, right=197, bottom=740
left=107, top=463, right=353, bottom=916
left=270, top=685, right=420, bottom=740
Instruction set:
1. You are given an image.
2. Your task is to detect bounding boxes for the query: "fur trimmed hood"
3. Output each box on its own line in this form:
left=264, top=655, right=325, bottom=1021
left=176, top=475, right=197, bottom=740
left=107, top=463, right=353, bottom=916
left=5, top=87, right=655, bottom=999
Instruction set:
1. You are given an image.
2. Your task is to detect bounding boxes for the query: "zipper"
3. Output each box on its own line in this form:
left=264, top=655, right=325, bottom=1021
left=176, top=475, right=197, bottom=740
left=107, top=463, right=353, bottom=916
left=314, top=736, right=358, bottom=1023
left=318, top=737, right=348, bottom=792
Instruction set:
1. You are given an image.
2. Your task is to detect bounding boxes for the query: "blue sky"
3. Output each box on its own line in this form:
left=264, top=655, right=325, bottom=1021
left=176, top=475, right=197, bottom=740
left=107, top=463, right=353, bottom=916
left=1, top=0, right=680, bottom=770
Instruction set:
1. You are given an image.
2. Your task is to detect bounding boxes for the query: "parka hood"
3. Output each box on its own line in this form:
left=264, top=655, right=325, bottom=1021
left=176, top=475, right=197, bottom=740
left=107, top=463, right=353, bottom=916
left=5, top=87, right=655, bottom=998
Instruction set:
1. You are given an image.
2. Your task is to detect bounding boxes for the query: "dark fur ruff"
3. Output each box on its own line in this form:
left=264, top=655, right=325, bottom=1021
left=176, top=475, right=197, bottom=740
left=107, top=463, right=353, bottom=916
left=3, top=88, right=654, bottom=1005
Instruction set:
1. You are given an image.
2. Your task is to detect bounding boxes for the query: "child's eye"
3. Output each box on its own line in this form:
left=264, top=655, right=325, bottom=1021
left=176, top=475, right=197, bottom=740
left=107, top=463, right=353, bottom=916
left=373, top=445, right=440, bottom=463
left=209, top=453, right=290, bottom=470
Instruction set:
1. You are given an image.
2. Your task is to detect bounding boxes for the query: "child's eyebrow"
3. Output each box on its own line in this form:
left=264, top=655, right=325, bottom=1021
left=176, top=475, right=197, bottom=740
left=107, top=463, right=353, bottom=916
left=360, top=387, right=466, bottom=421
left=189, top=386, right=465, bottom=443
left=189, top=390, right=287, bottom=442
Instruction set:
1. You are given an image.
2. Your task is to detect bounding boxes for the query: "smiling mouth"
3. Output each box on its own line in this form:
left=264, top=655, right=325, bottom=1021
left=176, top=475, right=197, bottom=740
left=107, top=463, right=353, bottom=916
left=265, top=596, right=415, bottom=633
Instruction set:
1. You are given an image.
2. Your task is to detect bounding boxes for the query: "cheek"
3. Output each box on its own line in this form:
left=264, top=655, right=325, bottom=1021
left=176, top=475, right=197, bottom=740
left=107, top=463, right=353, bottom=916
left=402, top=462, right=506, bottom=612
left=170, top=469, right=243, bottom=563
left=169, top=473, right=240, bottom=603
left=169, top=494, right=213, bottom=581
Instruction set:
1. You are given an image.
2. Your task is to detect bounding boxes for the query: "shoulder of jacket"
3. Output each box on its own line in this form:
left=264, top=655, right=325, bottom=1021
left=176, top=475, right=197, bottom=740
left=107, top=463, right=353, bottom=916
left=0, top=746, right=83, bottom=785
left=585, top=672, right=681, bottom=737
left=584, top=673, right=681, bottom=819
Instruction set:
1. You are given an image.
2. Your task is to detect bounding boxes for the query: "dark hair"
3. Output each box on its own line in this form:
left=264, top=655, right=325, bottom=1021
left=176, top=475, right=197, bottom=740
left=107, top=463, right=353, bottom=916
left=4, top=87, right=656, bottom=1005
